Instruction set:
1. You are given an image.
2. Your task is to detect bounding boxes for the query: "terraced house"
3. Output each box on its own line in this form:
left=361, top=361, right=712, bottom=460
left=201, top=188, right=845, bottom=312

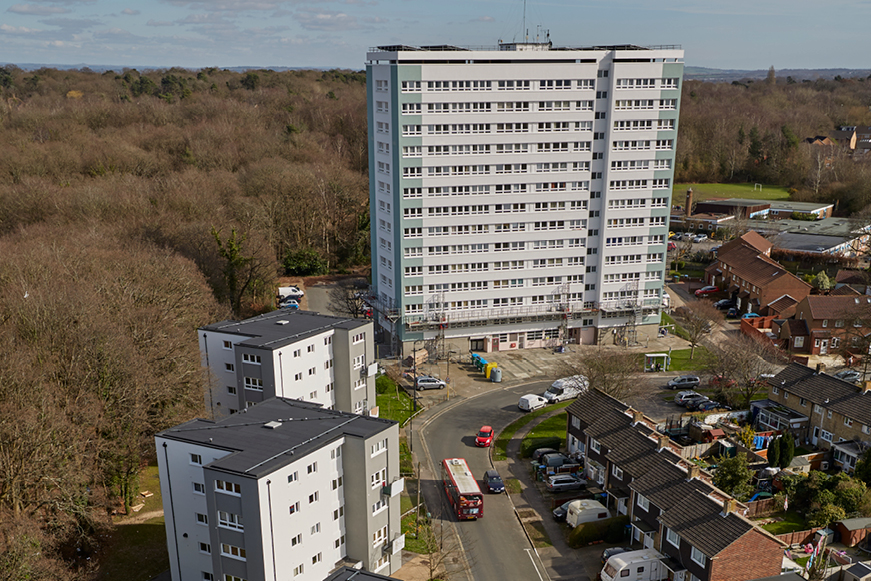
left=567, top=389, right=786, bottom=581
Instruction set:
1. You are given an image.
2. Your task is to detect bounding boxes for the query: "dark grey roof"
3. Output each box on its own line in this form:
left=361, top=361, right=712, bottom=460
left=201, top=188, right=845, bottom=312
left=846, top=562, right=871, bottom=578
left=200, top=310, right=368, bottom=351
left=772, top=363, right=871, bottom=426
left=566, top=388, right=628, bottom=428
left=157, top=398, right=396, bottom=478
left=629, top=461, right=714, bottom=511
left=658, top=489, right=755, bottom=558
left=772, top=232, right=852, bottom=253
left=323, top=566, right=400, bottom=581
left=749, top=574, right=805, bottom=581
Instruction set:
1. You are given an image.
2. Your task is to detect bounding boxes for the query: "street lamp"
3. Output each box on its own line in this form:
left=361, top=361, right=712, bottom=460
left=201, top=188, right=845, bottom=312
left=409, top=340, right=424, bottom=452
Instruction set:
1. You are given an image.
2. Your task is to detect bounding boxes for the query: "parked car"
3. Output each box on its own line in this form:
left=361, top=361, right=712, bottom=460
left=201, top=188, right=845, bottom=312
left=415, top=375, right=446, bottom=390
left=539, top=453, right=581, bottom=470
left=714, top=298, right=736, bottom=310
left=484, top=469, right=505, bottom=493
left=553, top=499, right=573, bottom=521
left=696, top=400, right=729, bottom=412
left=543, top=375, right=589, bottom=403
left=675, top=390, right=702, bottom=406
left=518, top=394, right=548, bottom=412
left=668, top=231, right=676, bottom=239
left=726, top=308, right=739, bottom=319
left=666, top=375, right=700, bottom=390
left=835, top=369, right=863, bottom=383
left=601, top=547, right=634, bottom=565
left=278, top=285, right=305, bottom=300
left=685, top=396, right=712, bottom=411
left=475, top=425, right=494, bottom=447
left=741, top=312, right=760, bottom=319
left=279, top=300, right=300, bottom=310
left=533, top=447, right=559, bottom=461
left=693, top=233, right=709, bottom=243
left=667, top=241, right=677, bottom=251
left=708, top=375, right=736, bottom=390
left=694, top=285, right=719, bottom=297
left=545, top=474, right=586, bottom=493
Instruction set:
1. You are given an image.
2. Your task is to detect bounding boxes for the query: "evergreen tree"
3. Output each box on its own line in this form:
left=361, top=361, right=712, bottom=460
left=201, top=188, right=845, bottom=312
left=767, top=437, right=780, bottom=470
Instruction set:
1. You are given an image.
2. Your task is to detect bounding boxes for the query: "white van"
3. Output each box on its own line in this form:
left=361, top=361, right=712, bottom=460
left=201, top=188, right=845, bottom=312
left=518, top=394, right=547, bottom=412
left=565, top=499, right=610, bottom=528
left=543, top=375, right=589, bottom=403
left=600, top=549, right=667, bottom=581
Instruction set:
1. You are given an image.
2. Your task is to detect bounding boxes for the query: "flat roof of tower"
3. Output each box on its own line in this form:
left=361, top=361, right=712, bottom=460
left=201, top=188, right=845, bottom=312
left=370, top=43, right=681, bottom=53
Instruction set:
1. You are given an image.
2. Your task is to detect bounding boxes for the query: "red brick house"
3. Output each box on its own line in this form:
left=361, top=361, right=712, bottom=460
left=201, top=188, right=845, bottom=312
left=706, top=236, right=812, bottom=316
left=785, top=295, right=871, bottom=355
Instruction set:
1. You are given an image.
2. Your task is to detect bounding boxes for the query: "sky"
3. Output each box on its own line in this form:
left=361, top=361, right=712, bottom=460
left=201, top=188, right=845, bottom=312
left=2, top=0, right=870, bottom=71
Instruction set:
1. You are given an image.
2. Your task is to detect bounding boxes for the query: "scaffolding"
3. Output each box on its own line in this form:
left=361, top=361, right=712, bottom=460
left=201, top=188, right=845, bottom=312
left=614, top=278, right=642, bottom=347
left=424, top=292, right=446, bottom=362
left=554, top=282, right=571, bottom=347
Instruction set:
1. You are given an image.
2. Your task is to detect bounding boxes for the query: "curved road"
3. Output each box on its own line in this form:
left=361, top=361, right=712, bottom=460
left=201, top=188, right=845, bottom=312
left=417, top=381, right=552, bottom=581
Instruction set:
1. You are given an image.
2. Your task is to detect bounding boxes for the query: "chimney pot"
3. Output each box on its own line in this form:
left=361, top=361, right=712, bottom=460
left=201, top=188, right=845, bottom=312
left=723, top=498, right=737, bottom=516
left=631, top=409, right=643, bottom=425
left=657, top=433, right=670, bottom=450
left=687, top=465, right=700, bottom=480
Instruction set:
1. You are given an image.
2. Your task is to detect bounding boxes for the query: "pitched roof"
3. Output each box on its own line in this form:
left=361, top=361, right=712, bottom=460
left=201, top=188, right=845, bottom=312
left=836, top=270, right=868, bottom=285
left=784, top=319, right=809, bottom=337
left=831, top=285, right=862, bottom=296
left=718, top=231, right=771, bottom=256
left=658, top=490, right=757, bottom=558
left=717, top=245, right=811, bottom=291
left=629, top=460, right=716, bottom=512
left=766, top=295, right=799, bottom=318
left=566, top=388, right=628, bottom=427
left=804, top=294, right=871, bottom=320
left=771, top=363, right=871, bottom=426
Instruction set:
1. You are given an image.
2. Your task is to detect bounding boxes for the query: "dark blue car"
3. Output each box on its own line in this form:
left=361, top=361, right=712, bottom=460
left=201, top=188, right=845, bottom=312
left=484, top=469, right=505, bottom=493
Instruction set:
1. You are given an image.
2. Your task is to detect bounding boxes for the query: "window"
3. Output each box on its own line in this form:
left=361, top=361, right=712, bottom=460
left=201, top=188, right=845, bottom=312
left=353, top=332, right=365, bottom=344
left=193, top=482, right=205, bottom=494
left=225, top=363, right=234, bottom=372
left=294, top=565, right=304, bottom=577
left=332, top=477, right=343, bottom=490
left=822, top=319, right=828, bottom=328
left=611, top=465, right=623, bottom=480
left=222, top=340, right=232, bottom=350
left=196, top=512, right=208, bottom=525
left=308, top=367, right=316, bottom=376
left=311, top=522, right=321, bottom=534
left=353, top=354, right=365, bottom=370
left=291, top=533, right=302, bottom=546
left=215, top=480, right=241, bottom=495
left=372, top=499, right=387, bottom=515
left=221, top=543, right=247, bottom=561
left=846, top=417, right=854, bottom=427
left=307, top=462, right=317, bottom=474
left=225, top=576, right=246, bottom=581
left=636, top=494, right=649, bottom=511
left=199, top=542, right=211, bottom=554
left=227, top=385, right=237, bottom=395
left=217, top=511, right=243, bottom=531
left=666, top=527, right=679, bottom=547
left=289, top=501, right=300, bottom=514
left=373, top=525, right=389, bottom=547
left=335, top=536, right=346, bottom=548
left=244, top=377, right=263, bottom=391
left=794, top=336, right=805, bottom=348
left=288, top=471, right=298, bottom=483
left=821, top=430, right=834, bottom=442
left=371, top=438, right=388, bottom=456
left=190, top=454, right=202, bottom=465
left=800, top=398, right=807, bottom=407
left=590, top=438, right=601, bottom=453
left=242, top=353, right=261, bottom=364
left=814, top=404, right=822, bottom=414
left=371, top=468, right=387, bottom=488
left=294, top=373, right=302, bottom=381
left=202, top=574, right=214, bottom=581
left=312, top=553, right=322, bottom=565
left=309, top=491, right=319, bottom=503
left=690, top=546, right=706, bottom=566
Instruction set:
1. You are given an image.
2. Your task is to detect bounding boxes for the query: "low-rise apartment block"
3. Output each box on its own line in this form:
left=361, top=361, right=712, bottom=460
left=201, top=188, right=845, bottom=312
left=199, top=310, right=377, bottom=418
left=156, top=398, right=404, bottom=581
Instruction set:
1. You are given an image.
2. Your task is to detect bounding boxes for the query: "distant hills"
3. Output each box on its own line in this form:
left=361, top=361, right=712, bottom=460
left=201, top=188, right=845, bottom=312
left=685, top=66, right=871, bottom=82
left=5, top=62, right=871, bottom=82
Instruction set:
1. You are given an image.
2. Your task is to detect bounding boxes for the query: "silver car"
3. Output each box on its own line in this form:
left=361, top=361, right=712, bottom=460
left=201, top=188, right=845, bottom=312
left=415, top=375, right=446, bottom=390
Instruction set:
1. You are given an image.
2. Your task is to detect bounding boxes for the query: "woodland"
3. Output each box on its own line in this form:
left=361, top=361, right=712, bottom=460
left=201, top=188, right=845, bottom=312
left=0, top=64, right=871, bottom=578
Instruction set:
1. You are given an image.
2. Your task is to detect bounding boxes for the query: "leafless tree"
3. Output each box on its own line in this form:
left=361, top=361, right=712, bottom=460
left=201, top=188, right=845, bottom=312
left=702, top=334, right=780, bottom=408
left=677, top=300, right=723, bottom=359
left=560, top=346, right=644, bottom=402
left=327, top=278, right=370, bottom=318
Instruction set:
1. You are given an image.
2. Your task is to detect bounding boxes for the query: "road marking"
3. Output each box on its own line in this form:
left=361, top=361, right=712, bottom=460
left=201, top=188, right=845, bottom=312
left=525, top=549, right=546, bottom=581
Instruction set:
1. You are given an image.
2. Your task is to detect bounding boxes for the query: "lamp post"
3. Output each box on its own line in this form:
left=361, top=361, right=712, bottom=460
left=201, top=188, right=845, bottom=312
left=409, top=340, right=423, bottom=452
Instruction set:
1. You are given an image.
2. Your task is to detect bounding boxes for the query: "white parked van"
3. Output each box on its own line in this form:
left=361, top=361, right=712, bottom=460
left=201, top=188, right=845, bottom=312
left=600, top=549, right=666, bottom=581
left=565, top=499, right=610, bottom=528
left=518, top=394, right=547, bottom=412
left=543, top=375, right=589, bottom=403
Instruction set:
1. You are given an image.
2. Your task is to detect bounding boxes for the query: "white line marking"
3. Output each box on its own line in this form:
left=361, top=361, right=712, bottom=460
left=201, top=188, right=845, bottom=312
left=526, top=548, right=546, bottom=581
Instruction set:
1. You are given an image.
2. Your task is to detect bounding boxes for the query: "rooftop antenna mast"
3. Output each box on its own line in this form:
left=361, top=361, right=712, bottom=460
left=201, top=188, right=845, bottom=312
left=523, top=0, right=527, bottom=42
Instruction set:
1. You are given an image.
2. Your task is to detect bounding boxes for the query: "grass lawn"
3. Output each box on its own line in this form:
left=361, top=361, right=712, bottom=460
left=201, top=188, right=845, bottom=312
left=504, top=478, right=523, bottom=494
left=662, top=347, right=710, bottom=372
left=760, top=511, right=807, bottom=535
left=376, top=375, right=417, bottom=425
left=493, top=401, right=573, bottom=461
left=661, top=312, right=690, bottom=341
left=524, top=520, right=553, bottom=548
left=676, top=183, right=791, bottom=201
left=99, top=465, right=169, bottom=581
left=525, top=412, right=568, bottom=451
left=401, top=511, right=429, bottom=554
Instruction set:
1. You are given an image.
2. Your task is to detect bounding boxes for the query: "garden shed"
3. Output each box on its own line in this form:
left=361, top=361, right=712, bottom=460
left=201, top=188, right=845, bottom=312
left=835, top=517, right=871, bottom=548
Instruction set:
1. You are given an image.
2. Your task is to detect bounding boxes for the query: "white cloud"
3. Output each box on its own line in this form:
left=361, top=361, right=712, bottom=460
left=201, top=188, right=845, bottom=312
left=122, top=8, right=140, bottom=15
left=8, top=3, right=70, bottom=15
left=295, top=7, right=359, bottom=31
left=0, top=23, right=42, bottom=34
left=147, top=19, right=175, bottom=26
left=361, top=16, right=387, bottom=23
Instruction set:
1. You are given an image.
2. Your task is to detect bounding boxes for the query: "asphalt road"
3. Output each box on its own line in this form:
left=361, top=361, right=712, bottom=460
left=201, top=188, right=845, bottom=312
left=418, top=381, right=552, bottom=581
left=304, top=282, right=335, bottom=315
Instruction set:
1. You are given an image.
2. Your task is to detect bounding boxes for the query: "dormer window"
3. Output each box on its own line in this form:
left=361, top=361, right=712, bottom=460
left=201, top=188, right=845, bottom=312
left=822, top=320, right=828, bottom=328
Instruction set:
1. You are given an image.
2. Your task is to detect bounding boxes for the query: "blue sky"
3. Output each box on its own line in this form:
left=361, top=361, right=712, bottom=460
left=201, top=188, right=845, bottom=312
left=1, top=0, right=870, bottom=71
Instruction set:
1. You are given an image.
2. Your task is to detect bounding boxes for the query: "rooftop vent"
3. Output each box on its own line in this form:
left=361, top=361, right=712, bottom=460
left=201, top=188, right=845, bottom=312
left=264, top=421, right=282, bottom=429
left=276, top=320, right=290, bottom=325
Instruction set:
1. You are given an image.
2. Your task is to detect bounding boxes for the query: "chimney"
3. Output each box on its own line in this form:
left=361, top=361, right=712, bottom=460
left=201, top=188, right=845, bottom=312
left=687, top=465, right=700, bottom=480
left=631, top=409, right=644, bottom=425
left=685, top=188, right=694, bottom=216
left=722, top=498, right=737, bottom=516
left=815, top=363, right=822, bottom=374
left=657, top=433, right=670, bottom=451
left=863, top=381, right=871, bottom=394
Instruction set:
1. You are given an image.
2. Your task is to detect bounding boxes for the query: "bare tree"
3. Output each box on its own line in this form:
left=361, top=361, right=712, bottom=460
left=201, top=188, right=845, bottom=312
left=560, top=346, right=644, bottom=402
left=702, top=334, right=780, bottom=408
left=417, top=513, right=475, bottom=581
left=677, top=300, right=723, bottom=359
left=327, top=277, right=370, bottom=318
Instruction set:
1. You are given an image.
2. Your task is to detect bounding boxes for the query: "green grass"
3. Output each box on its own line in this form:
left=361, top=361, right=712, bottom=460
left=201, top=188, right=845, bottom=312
left=376, top=375, right=417, bottom=425
left=760, top=511, right=808, bottom=535
left=665, top=347, right=710, bottom=372
left=401, top=511, right=429, bottom=554
left=399, top=439, right=414, bottom=474
left=525, top=413, right=568, bottom=450
left=493, top=401, right=573, bottom=461
left=504, top=478, right=523, bottom=494
left=524, top=521, right=553, bottom=548
left=676, top=182, right=791, bottom=201
left=661, top=312, right=690, bottom=341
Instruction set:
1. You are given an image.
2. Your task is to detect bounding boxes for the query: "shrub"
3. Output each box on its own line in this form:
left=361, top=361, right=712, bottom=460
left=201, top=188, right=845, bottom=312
left=283, top=248, right=328, bottom=276
left=567, top=520, right=607, bottom=548
left=520, top=436, right=561, bottom=458
left=604, top=515, right=630, bottom=543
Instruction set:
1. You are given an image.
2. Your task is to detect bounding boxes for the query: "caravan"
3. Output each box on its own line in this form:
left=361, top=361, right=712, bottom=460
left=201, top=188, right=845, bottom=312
left=600, top=549, right=667, bottom=581
left=565, top=499, right=610, bottom=528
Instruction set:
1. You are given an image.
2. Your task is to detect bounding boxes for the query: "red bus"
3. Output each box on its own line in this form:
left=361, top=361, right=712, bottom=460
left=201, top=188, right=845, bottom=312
left=442, top=458, right=484, bottom=520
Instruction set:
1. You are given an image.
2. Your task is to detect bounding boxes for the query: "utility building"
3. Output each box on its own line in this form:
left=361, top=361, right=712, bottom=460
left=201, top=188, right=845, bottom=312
left=366, top=41, right=683, bottom=355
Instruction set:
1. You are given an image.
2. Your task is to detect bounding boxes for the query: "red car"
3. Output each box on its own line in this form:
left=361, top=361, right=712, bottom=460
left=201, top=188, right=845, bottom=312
left=694, top=285, right=719, bottom=297
left=667, top=241, right=677, bottom=251
left=475, top=425, right=494, bottom=447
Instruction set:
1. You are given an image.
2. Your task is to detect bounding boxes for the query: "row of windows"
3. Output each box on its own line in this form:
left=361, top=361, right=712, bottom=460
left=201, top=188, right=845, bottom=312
left=612, top=119, right=675, bottom=131
left=400, top=185, right=605, bottom=198
left=608, top=197, right=669, bottom=209
left=407, top=239, right=589, bottom=257
left=398, top=100, right=597, bottom=114
left=606, top=216, right=668, bottom=228
left=614, top=99, right=677, bottom=110
left=402, top=219, right=596, bottom=238
left=615, top=78, right=680, bottom=89
left=399, top=79, right=599, bottom=92
left=404, top=274, right=611, bottom=295
left=403, top=293, right=595, bottom=314
left=403, top=256, right=589, bottom=277
left=401, top=162, right=618, bottom=178
left=405, top=201, right=588, bottom=218
left=604, top=253, right=664, bottom=265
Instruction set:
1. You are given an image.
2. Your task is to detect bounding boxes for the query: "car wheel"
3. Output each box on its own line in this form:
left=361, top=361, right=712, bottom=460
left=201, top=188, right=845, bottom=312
left=439, top=385, right=445, bottom=389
